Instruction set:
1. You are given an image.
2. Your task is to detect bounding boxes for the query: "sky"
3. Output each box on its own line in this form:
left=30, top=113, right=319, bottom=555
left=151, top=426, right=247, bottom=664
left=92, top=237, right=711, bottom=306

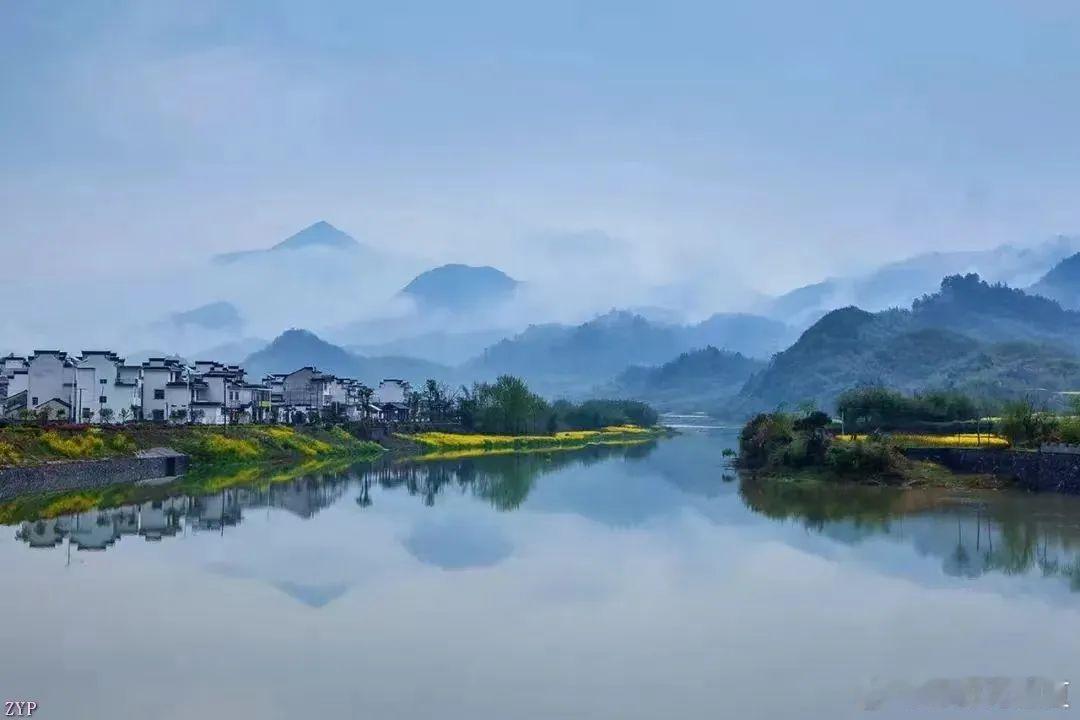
left=2, top=0, right=1080, bottom=347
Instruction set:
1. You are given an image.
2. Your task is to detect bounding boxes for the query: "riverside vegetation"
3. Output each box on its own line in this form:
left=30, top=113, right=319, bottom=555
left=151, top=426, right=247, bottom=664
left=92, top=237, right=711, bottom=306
left=0, top=424, right=383, bottom=468
left=738, top=384, right=1080, bottom=487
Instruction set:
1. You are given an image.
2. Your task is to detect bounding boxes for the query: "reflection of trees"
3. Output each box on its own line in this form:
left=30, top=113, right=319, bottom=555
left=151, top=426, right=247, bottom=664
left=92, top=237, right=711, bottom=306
left=738, top=475, right=916, bottom=531
left=740, top=473, right=1080, bottom=591
left=369, top=442, right=657, bottom=511
left=11, top=442, right=662, bottom=554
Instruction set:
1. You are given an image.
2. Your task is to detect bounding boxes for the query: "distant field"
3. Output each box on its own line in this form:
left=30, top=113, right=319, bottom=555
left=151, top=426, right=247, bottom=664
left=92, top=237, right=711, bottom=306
left=407, top=425, right=660, bottom=457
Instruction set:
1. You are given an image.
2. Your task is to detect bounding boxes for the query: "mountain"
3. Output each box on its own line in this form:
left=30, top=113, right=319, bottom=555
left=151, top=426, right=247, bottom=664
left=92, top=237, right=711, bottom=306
left=399, top=264, right=519, bottom=312
left=605, top=347, right=765, bottom=411
left=1029, top=253, right=1080, bottom=309
left=468, top=310, right=791, bottom=398
left=733, top=274, right=1080, bottom=416
left=684, top=313, right=794, bottom=359
left=193, top=337, right=268, bottom=364
left=166, top=301, right=243, bottom=332
left=347, top=328, right=510, bottom=366
left=242, top=329, right=451, bottom=385
left=910, top=273, right=1080, bottom=347
left=763, top=236, right=1080, bottom=328
left=214, top=221, right=361, bottom=264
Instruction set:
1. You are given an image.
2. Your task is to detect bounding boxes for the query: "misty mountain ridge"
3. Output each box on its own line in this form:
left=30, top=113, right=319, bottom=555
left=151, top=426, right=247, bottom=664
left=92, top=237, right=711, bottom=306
left=605, top=346, right=765, bottom=412
left=214, top=221, right=363, bottom=264
left=242, top=328, right=450, bottom=386
left=166, top=301, right=244, bottom=331
left=734, top=273, right=1080, bottom=416
left=399, top=264, right=519, bottom=312
left=1029, top=252, right=1080, bottom=309
left=347, top=328, right=511, bottom=366
left=467, top=309, right=792, bottom=398
left=762, top=235, right=1080, bottom=328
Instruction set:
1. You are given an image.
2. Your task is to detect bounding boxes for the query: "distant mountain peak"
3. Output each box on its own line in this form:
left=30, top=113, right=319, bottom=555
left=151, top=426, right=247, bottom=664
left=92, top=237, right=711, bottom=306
left=271, top=221, right=358, bottom=251
left=1030, top=253, right=1080, bottom=310
left=166, top=301, right=243, bottom=331
left=400, top=264, right=518, bottom=311
left=214, top=221, right=360, bottom=264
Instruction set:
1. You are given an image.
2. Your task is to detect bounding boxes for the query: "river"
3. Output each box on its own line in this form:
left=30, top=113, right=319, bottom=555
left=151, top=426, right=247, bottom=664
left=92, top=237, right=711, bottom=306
left=2, top=428, right=1079, bottom=718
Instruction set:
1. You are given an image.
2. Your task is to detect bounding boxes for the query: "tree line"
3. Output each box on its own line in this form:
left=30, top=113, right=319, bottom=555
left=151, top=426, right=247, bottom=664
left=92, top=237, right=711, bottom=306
left=412, top=375, right=658, bottom=435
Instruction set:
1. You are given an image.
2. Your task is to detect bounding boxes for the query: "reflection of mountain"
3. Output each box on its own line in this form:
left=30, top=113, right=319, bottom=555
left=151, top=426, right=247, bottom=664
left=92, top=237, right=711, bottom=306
left=404, top=517, right=512, bottom=570
left=272, top=582, right=350, bottom=608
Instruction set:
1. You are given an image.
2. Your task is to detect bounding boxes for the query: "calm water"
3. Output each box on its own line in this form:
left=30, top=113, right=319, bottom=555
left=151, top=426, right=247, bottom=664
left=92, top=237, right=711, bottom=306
left=4, top=429, right=1080, bottom=718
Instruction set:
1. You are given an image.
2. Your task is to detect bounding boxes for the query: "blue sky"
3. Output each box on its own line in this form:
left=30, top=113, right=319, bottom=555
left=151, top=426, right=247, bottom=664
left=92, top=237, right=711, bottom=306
left=3, top=0, right=1080, bottom=293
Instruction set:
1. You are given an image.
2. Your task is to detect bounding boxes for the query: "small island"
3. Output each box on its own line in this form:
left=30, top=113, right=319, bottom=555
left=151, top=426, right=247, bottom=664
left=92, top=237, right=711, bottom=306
left=735, top=386, right=1080, bottom=490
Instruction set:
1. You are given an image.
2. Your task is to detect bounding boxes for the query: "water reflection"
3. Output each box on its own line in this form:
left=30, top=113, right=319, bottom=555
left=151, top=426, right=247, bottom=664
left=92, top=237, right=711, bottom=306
left=9, top=430, right=1080, bottom=719
left=741, top=474, right=1080, bottom=591
left=12, top=431, right=1080, bottom=596
left=11, top=442, right=655, bottom=552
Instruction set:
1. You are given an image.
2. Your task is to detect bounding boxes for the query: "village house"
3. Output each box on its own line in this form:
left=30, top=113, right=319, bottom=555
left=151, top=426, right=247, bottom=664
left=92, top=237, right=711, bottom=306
left=1, top=355, right=29, bottom=418
left=280, top=366, right=333, bottom=422
left=141, top=357, right=187, bottom=422
left=375, top=378, right=412, bottom=422
left=25, top=350, right=77, bottom=420
left=74, top=351, right=141, bottom=423
left=1, top=345, right=392, bottom=427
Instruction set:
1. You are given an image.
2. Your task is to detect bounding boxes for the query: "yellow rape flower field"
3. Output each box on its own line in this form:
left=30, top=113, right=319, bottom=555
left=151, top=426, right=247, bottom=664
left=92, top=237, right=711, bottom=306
left=837, top=433, right=1009, bottom=448
left=407, top=425, right=661, bottom=459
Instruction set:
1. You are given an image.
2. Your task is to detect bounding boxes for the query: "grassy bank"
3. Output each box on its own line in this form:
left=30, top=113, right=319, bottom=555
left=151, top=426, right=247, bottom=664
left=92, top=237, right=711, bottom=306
left=0, top=424, right=383, bottom=468
left=405, top=425, right=662, bottom=460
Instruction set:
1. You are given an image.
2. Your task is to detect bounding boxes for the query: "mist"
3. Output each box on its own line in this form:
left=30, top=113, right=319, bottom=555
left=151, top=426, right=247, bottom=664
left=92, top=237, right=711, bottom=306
left=4, top=1, right=1080, bottom=357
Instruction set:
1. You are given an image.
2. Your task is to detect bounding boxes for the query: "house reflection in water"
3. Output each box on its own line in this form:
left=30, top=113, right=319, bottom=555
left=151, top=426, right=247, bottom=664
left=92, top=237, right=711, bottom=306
left=13, top=476, right=350, bottom=553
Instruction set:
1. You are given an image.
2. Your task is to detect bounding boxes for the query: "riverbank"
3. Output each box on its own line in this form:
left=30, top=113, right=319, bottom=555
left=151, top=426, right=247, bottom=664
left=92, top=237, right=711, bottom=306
left=0, top=424, right=383, bottom=467
left=0, top=423, right=669, bottom=513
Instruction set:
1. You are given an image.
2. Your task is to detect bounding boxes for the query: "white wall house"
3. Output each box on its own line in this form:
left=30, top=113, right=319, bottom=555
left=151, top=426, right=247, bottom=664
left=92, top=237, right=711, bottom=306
left=141, top=358, right=186, bottom=422
left=27, top=351, right=76, bottom=419
left=1, top=355, right=29, bottom=417
left=74, top=351, right=141, bottom=423
left=376, top=379, right=409, bottom=405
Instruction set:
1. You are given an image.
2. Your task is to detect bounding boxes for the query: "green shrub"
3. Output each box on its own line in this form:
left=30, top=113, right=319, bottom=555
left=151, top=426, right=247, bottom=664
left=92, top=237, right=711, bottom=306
left=739, top=412, right=794, bottom=468
left=825, top=438, right=899, bottom=475
left=999, top=400, right=1059, bottom=448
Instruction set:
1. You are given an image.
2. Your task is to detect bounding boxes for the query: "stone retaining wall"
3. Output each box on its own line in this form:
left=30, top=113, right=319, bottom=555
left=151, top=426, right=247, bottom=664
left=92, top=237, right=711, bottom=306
left=903, top=447, right=1080, bottom=494
left=0, top=449, right=189, bottom=501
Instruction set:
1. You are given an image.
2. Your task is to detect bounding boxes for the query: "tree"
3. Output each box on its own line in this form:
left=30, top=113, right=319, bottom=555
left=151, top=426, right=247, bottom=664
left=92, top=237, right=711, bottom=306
left=406, top=391, right=422, bottom=423
left=119, top=407, right=133, bottom=425
left=357, top=385, right=373, bottom=422
left=98, top=407, right=115, bottom=424
left=169, top=408, right=188, bottom=424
